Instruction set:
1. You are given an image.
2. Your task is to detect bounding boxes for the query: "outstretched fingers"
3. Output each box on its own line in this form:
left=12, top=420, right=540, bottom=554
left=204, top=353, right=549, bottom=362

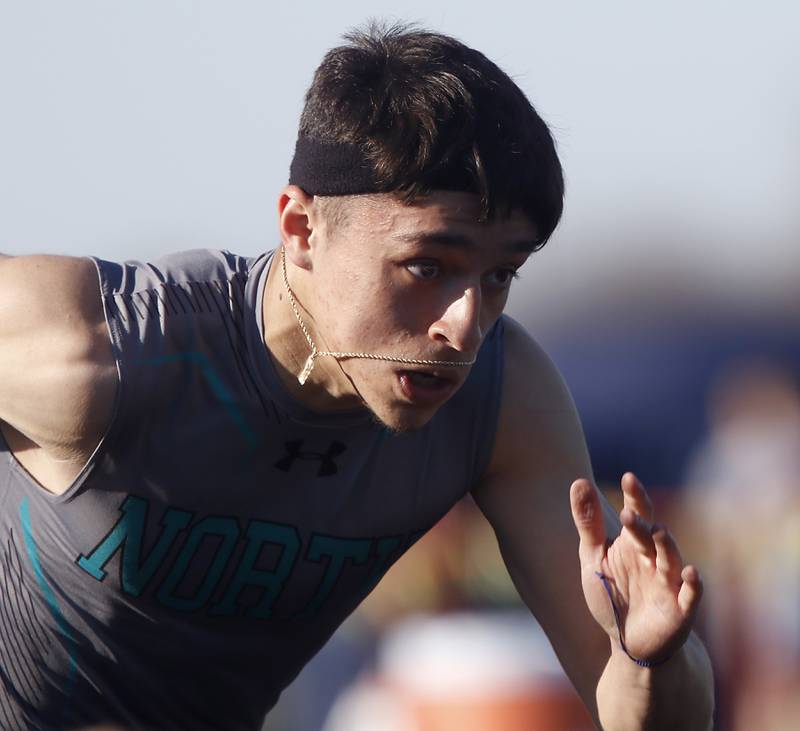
left=570, top=478, right=607, bottom=568
left=678, top=565, right=704, bottom=619
left=652, top=524, right=684, bottom=585
left=620, top=506, right=656, bottom=557
left=619, top=473, right=658, bottom=558
left=621, top=472, right=654, bottom=523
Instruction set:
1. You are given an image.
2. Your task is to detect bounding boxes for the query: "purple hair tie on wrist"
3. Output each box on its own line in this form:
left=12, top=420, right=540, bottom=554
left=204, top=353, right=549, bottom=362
left=594, top=571, right=672, bottom=668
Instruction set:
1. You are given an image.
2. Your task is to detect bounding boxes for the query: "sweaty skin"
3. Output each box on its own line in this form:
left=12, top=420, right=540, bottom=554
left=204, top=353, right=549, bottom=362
left=0, top=191, right=714, bottom=729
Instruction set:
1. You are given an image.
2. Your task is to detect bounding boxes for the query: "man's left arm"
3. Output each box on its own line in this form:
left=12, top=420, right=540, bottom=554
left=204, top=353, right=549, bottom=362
left=471, top=318, right=714, bottom=730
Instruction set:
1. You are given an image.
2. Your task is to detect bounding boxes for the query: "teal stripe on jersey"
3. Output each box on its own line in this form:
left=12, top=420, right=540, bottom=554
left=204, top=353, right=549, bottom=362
left=20, top=497, right=78, bottom=727
left=137, top=351, right=258, bottom=453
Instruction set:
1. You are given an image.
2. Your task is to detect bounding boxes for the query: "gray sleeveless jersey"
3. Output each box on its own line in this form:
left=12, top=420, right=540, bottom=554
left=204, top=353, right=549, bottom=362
left=0, top=249, right=504, bottom=730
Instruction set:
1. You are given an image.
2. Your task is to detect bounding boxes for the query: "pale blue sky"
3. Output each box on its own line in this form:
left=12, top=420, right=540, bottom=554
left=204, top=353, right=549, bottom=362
left=1, top=1, right=797, bottom=320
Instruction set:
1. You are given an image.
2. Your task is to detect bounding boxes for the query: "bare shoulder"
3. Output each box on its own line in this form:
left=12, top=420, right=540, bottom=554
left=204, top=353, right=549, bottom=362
left=502, top=317, right=574, bottom=403
left=0, top=254, right=104, bottom=324
left=482, top=316, right=592, bottom=483
left=0, top=255, right=117, bottom=486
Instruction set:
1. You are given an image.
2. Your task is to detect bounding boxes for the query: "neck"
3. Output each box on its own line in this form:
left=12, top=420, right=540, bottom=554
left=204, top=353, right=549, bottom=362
left=261, top=248, right=364, bottom=413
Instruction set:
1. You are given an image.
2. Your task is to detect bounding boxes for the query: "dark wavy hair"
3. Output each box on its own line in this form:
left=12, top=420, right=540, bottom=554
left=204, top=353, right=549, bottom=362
left=297, top=22, right=564, bottom=248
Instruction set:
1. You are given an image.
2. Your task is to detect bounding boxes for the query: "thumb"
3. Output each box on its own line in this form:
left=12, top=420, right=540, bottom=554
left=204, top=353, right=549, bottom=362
left=570, top=478, right=607, bottom=568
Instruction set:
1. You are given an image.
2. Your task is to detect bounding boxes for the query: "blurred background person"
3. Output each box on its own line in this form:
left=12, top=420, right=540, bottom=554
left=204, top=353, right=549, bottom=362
left=681, top=360, right=800, bottom=731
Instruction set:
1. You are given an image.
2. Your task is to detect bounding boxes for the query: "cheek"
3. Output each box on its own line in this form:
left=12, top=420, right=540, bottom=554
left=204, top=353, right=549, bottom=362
left=480, top=290, right=510, bottom=328
left=356, top=290, right=421, bottom=342
left=314, top=274, right=407, bottom=344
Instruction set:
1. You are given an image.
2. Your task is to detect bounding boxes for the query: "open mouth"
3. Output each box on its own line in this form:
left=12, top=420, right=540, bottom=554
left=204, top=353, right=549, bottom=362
left=397, top=369, right=459, bottom=405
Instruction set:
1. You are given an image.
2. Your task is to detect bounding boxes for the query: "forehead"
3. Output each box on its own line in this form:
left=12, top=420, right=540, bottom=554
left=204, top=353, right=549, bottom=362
left=336, top=191, right=539, bottom=251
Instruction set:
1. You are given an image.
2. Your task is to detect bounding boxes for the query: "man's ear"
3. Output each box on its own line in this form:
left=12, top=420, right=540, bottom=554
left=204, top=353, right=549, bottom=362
left=278, top=185, right=316, bottom=271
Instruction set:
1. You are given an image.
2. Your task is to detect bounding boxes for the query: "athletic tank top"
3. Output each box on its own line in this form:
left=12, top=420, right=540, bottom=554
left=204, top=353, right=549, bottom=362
left=0, top=249, right=505, bottom=731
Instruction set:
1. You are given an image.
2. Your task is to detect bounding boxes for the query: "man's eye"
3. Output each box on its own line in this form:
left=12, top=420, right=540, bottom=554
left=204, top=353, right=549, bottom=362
left=406, top=262, right=441, bottom=280
left=487, top=268, right=520, bottom=287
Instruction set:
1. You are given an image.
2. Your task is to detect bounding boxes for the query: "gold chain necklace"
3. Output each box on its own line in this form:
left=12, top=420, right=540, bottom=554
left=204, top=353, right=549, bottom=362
left=280, top=248, right=477, bottom=384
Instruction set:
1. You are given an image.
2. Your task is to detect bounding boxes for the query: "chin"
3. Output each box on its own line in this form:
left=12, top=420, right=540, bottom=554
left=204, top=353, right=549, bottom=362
left=366, top=401, right=439, bottom=435
left=347, top=365, right=457, bottom=433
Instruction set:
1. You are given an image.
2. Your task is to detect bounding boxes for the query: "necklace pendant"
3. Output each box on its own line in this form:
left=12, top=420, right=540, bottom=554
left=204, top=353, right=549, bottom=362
left=298, top=354, right=315, bottom=385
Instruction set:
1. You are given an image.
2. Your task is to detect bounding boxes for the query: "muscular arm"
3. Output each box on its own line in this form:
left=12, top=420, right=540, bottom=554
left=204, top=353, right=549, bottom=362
left=472, top=317, right=713, bottom=730
left=0, top=255, right=117, bottom=493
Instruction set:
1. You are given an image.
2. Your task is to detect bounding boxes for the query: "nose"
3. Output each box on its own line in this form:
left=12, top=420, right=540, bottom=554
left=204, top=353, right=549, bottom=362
left=428, top=285, right=483, bottom=355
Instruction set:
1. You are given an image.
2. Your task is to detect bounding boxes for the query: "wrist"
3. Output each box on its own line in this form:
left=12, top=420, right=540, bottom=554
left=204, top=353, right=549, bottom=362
left=605, top=640, right=659, bottom=692
left=598, top=636, right=714, bottom=731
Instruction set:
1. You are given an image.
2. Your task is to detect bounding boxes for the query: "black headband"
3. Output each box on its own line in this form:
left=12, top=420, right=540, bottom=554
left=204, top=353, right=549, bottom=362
left=288, top=133, right=477, bottom=196
left=288, top=135, right=381, bottom=195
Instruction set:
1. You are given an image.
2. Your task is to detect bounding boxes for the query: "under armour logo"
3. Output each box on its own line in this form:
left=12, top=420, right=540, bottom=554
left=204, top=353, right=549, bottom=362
left=274, top=440, right=347, bottom=477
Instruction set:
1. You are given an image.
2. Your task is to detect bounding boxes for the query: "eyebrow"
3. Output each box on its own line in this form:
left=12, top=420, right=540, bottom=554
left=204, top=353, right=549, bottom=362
left=391, top=231, right=539, bottom=253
